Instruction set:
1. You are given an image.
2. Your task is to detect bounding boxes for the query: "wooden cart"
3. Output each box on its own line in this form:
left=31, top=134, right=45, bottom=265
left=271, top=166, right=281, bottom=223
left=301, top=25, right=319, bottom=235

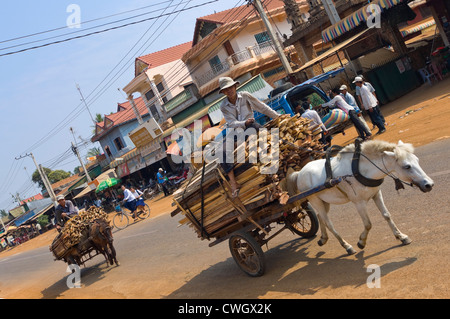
left=172, top=160, right=343, bottom=277
left=50, top=229, right=101, bottom=267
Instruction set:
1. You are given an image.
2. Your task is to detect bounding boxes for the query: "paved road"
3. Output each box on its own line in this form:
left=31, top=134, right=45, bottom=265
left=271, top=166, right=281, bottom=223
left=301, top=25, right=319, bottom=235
left=1, top=138, right=449, bottom=299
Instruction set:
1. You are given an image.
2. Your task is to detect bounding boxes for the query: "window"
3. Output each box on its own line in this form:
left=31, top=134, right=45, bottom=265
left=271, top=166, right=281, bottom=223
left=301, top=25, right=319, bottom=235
left=161, top=96, right=168, bottom=104
left=145, top=89, right=155, bottom=101
left=209, top=55, right=226, bottom=74
left=254, top=31, right=271, bottom=44
left=104, top=146, right=112, bottom=158
left=156, top=82, right=165, bottom=93
left=113, top=137, right=124, bottom=151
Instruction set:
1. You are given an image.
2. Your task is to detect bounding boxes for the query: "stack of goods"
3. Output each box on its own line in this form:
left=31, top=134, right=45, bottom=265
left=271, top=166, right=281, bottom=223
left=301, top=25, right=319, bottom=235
left=50, top=206, right=109, bottom=257
left=171, top=114, right=325, bottom=239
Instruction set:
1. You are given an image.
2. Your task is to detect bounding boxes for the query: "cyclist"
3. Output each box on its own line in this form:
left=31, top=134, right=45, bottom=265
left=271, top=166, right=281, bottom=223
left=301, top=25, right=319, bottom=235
left=121, top=185, right=137, bottom=219
left=131, top=186, right=146, bottom=215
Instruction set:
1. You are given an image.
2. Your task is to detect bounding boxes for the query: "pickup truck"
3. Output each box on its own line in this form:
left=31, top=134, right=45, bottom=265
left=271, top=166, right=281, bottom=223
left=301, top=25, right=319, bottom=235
left=254, top=81, right=353, bottom=137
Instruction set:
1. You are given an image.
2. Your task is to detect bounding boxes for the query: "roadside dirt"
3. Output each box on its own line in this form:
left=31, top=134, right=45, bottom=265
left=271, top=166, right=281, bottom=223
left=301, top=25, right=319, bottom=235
left=1, top=78, right=450, bottom=299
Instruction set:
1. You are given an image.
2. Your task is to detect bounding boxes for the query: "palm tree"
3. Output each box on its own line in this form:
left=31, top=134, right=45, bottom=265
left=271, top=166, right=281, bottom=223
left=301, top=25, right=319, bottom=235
left=87, top=147, right=101, bottom=157
left=92, top=113, right=104, bottom=134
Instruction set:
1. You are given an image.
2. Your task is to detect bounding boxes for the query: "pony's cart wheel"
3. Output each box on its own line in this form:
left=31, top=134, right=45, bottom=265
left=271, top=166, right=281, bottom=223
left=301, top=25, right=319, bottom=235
left=285, top=203, right=319, bottom=238
left=229, top=231, right=266, bottom=277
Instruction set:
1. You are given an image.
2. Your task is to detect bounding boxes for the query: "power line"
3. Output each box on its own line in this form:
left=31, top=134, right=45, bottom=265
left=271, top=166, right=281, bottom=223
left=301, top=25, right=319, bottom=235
left=0, top=0, right=218, bottom=58
left=0, top=0, right=176, bottom=45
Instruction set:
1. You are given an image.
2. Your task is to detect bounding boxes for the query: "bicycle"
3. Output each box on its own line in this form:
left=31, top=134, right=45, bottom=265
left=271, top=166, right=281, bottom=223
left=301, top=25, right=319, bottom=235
left=112, top=199, right=151, bottom=230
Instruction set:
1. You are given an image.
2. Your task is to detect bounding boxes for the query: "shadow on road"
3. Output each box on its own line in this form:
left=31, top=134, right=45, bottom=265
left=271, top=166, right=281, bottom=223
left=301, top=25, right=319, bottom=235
left=40, top=260, right=118, bottom=299
left=164, top=236, right=416, bottom=299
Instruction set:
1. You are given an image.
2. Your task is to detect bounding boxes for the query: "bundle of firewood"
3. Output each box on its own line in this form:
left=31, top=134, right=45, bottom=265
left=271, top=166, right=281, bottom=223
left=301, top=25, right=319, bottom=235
left=60, top=206, right=109, bottom=247
left=172, top=114, right=325, bottom=239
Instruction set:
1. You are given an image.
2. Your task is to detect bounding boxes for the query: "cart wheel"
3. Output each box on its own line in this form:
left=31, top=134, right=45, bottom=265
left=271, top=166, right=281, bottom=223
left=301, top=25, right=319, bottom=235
left=285, top=203, right=319, bottom=238
left=229, top=231, right=266, bottom=277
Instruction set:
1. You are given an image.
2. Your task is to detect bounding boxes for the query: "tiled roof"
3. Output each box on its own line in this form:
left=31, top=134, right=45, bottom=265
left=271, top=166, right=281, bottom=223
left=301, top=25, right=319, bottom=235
left=136, top=41, right=193, bottom=69
left=92, top=97, right=149, bottom=142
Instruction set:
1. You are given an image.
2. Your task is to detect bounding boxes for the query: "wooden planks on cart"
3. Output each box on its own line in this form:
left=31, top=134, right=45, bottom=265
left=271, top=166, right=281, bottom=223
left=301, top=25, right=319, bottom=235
left=172, top=114, right=326, bottom=240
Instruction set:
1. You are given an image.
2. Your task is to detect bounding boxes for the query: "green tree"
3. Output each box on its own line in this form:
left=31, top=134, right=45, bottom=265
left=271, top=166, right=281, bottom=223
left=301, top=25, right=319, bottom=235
left=91, top=113, right=104, bottom=134
left=48, top=170, right=71, bottom=184
left=32, top=168, right=71, bottom=191
left=87, top=147, right=101, bottom=157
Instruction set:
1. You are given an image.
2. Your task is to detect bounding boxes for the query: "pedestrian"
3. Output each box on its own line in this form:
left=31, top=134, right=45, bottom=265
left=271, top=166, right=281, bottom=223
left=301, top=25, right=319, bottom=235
left=55, top=195, right=79, bottom=230
left=340, top=84, right=371, bottom=133
left=295, top=100, right=331, bottom=149
left=353, top=77, right=386, bottom=135
left=354, top=75, right=386, bottom=127
left=35, top=222, right=42, bottom=235
left=157, top=168, right=170, bottom=196
left=219, top=76, right=280, bottom=197
left=318, top=88, right=372, bottom=140
left=121, top=185, right=138, bottom=218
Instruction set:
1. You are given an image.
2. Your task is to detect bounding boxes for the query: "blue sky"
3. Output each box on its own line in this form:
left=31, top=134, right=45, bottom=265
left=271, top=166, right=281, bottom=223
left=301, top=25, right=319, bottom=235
left=0, top=0, right=240, bottom=211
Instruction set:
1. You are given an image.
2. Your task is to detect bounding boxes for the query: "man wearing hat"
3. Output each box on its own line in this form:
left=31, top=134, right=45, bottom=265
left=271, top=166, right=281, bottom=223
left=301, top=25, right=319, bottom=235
left=55, top=195, right=79, bottom=230
left=218, top=77, right=280, bottom=197
left=340, top=84, right=371, bottom=133
left=353, top=76, right=386, bottom=134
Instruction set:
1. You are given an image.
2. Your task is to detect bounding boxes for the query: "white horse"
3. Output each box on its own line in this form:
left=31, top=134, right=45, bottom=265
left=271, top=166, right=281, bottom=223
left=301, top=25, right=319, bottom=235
left=287, top=139, right=434, bottom=255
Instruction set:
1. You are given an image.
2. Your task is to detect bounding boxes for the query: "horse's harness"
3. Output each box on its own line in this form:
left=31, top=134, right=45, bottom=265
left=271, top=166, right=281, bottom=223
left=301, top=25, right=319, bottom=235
left=324, top=137, right=409, bottom=190
left=325, top=138, right=384, bottom=188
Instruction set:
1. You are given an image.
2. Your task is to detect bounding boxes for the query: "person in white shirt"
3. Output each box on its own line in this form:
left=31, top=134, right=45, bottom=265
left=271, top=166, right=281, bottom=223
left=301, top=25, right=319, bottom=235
left=340, top=84, right=371, bottom=133
left=354, top=75, right=386, bottom=127
left=121, top=185, right=137, bottom=218
left=353, top=77, right=386, bottom=134
left=219, top=77, right=279, bottom=197
left=318, top=88, right=372, bottom=140
left=295, top=100, right=331, bottom=149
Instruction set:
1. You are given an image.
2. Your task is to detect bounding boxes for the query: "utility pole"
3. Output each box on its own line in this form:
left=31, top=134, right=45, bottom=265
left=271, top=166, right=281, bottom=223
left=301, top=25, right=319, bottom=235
left=322, top=0, right=341, bottom=25
left=76, top=83, right=96, bottom=125
left=70, top=127, right=92, bottom=183
left=249, top=0, right=293, bottom=74
left=15, top=153, right=57, bottom=203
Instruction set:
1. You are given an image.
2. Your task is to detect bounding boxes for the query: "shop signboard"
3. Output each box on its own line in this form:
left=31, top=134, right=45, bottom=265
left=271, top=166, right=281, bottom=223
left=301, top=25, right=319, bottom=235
left=116, top=162, right=130, bottom=178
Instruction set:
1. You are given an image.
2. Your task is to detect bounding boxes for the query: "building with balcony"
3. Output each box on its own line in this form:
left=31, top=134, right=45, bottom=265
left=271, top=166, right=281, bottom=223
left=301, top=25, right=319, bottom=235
left=181, top=0, right=308, bottom=98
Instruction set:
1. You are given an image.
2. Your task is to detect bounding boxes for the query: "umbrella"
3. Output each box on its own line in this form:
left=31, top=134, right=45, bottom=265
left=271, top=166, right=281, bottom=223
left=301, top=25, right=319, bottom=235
left=196, top=126, right=224, bottom=148
left=96, top=177, right=121, bottom=193
left=166, top=141, right=182, bottom=156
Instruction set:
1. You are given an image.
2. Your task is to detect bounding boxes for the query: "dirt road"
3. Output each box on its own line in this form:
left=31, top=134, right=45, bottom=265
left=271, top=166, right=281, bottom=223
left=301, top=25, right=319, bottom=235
left=1, top=78, right=449, bottom=299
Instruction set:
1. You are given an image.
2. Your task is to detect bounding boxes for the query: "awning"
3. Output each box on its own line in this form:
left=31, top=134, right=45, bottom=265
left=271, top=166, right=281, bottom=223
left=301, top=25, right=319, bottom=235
left=297, top=28, right=371, bottom=72
left=322, top=0, right=407, bottom=43
left=110, top=148, right=140, bottom=168
left=73, top=168, right=118, bottom=199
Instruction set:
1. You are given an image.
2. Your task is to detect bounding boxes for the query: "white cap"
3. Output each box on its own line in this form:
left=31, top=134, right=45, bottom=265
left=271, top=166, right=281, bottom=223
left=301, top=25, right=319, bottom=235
left=56, top=195, right=65, bottom=201
left=339, top=85, right=347, bottom=91
left=352, top=76, right=363, bottom=83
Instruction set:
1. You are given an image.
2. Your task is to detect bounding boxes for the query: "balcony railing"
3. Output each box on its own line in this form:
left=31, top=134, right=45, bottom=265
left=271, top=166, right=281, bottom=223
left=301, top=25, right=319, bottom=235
left=196, top=60, right=230, bottom=86
left=195, top=40, right=276, bottom=87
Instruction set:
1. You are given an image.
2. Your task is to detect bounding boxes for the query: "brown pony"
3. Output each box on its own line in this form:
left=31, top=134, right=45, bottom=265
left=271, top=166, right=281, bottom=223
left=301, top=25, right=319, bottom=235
left=89, top=219, right=119, bottom=266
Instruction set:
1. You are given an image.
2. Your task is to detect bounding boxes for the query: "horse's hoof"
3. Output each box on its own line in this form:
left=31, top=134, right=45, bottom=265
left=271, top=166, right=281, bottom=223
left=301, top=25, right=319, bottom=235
left=357, top=241, right=365, bottom=249
left=317, top=239, right=325, bottom=246
left=346, top=247, right=356, bottom=255
left=401, top=237, right=412, bottom=245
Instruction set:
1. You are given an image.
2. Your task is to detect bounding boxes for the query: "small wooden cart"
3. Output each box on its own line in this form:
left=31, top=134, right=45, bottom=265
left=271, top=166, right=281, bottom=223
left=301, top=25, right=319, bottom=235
left=172, top=161, right=343, bottom=277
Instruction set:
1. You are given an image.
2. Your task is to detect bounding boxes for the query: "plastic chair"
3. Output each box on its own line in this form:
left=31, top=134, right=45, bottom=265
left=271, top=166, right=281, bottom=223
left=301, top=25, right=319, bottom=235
left=429, top=62, right=443, bottom=80
left=418, top=67, right=437, bottom=86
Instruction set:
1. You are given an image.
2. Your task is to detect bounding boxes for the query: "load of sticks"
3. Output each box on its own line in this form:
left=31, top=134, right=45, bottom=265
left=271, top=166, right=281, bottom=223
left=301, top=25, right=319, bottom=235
left=171, top=114, right=325, bottom=239
left=58, top=206, right=109, bottom=247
